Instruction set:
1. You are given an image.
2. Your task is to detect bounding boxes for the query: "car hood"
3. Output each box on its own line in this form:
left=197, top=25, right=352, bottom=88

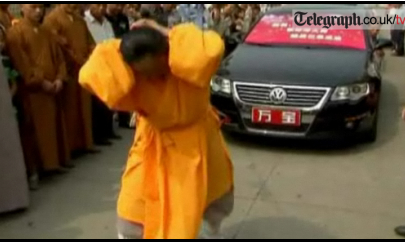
left=218, top=44, right=370, bottom=87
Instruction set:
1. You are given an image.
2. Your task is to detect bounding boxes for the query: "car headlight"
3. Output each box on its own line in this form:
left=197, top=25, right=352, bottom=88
left=331, top=83, right=370, bottom=101
left=211, top=76, right=232, bottom=94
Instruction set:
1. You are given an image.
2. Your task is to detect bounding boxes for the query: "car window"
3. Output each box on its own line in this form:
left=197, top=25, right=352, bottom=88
left=245, top=14, right=367, bottom=50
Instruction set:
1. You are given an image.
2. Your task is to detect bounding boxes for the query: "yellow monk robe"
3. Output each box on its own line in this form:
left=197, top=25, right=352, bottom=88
left=6, top=19, right=70, bottom=171
left=43, top=6, right=94, bottom=151
left=79, top=24, right=234, bottom=239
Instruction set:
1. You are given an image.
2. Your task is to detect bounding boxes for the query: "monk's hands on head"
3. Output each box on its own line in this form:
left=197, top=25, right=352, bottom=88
left=130, top=19, right=157, bottom=29
left=130, top=19, right=169, bottom=36
left=54, top=80, right=64, bottom=94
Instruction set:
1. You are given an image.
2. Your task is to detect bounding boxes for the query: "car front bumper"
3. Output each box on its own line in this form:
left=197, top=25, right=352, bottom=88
left=211, top=92, right=378, bottom=140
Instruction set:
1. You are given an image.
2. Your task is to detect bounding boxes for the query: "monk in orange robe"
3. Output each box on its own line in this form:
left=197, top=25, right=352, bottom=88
left=0, top=4, right=12, bottom=29
left=79, top=20, right=234, bottom=239
left=7, top=4, right=71, bottom=176
left=43, top=4, right=95, bottom=154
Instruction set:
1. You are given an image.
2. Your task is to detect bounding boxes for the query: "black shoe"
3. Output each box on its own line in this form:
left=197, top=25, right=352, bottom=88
left=95, top=140, right=113, bottom=146
left=71, top=151, right=82, bottom=160
left=84, top=148, right=101, bottom=154
left=395, top=226, right=405, bottom=237
left=109, top=134, right=122, bottom=140
left=55, top=167, right=70, bottom=174
left=119, top=123, right=130, bottom=129
left=62, top=163, right=75, bottom=169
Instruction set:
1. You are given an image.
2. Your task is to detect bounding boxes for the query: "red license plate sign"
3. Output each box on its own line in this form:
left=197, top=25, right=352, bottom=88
left=252, top=108, right=301, bottom=126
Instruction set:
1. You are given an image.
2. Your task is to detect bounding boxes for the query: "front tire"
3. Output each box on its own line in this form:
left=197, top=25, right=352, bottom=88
left=362, top=110, right=378, bottom=143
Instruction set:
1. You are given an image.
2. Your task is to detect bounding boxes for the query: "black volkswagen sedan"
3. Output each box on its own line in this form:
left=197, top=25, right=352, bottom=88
left=211, top=5, right=386, bottom=142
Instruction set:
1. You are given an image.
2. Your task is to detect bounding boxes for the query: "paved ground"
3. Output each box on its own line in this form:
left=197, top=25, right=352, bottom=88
left=1, top=52, right=405, bottom=239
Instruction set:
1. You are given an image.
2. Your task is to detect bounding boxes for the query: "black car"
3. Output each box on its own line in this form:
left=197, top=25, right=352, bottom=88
left=211, top=5, right=389, bottom=143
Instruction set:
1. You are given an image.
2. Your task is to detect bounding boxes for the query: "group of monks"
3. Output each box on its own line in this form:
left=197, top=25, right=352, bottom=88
left=0, top=4, right=104, bottom=188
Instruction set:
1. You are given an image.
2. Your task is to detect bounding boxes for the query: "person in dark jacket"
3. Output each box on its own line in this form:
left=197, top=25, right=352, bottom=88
left=391, top=4, right=405, bottom=56
left=105, top=4, right=132, bottom=129
left=140, top=4, right=166, bottom=26
left=124, top=4, right=141, bottom=25
left=106, top=4, right=129, bottom=38
left=161, top=4, right=181, bottom=28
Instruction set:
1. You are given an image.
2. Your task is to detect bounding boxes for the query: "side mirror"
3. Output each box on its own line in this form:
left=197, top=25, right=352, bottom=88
left=374, top=38, right=393, bottom=50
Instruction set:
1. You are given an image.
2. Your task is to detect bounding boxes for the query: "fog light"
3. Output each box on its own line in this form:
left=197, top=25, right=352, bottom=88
left=210, top=76, right=232, bottom=94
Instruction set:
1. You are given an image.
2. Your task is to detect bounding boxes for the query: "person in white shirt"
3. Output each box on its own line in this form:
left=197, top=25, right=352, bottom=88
left=390, top=4, right=405, bottom=56
left=84, top=4, right=120, bottom=146
left=84, top=4, right=115, bottom=44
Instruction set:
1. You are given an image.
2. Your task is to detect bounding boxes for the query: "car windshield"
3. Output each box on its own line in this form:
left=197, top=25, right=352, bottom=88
left=245, top=14, right=367, bottom=50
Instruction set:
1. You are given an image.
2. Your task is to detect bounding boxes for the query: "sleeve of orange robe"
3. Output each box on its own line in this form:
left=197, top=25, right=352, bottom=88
left=43, top=14, right=66, bottom=48
left=168, top=23, right=225, bottom=89
left=43, top=14, right=86, bottom=67
left=6, top=27, right=45, bottom=90
left=49, top=32, right=67, bottom=82
left=79, top=39, right=138, bottom=111
left=55, top=46, right=67, bottom=81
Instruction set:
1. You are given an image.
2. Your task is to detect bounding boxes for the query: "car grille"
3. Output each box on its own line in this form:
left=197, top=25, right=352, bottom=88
left=235, top=84, right=329, bottom=108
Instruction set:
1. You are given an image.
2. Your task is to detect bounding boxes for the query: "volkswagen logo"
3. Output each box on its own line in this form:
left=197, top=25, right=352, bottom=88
left=269, top=88, right=287, bottom=104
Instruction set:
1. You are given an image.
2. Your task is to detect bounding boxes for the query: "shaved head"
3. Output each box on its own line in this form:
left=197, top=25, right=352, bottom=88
left=61, top=4, right=80, bottom=15
left=89, top=4, right=106, bottom=21
left=121, top=26, right=170, bottom=78
left=21, top=4, right=44, bottom=23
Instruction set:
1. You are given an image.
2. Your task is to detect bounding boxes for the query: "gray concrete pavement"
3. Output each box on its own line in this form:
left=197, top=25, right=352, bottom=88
left=1, top=53, right=405, bottom=239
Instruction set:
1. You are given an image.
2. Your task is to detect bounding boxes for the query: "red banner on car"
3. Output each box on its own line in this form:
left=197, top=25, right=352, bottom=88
left=246, top=14, right=367, bottom=50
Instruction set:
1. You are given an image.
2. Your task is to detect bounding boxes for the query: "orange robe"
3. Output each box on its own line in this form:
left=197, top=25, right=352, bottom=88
left=79, top=24, right=234, bottom=239
left=43, top=6, right=94, bottom=151
left=0, top=8, right=11, bottom=29
left=6, top=19, right=70, bottom=171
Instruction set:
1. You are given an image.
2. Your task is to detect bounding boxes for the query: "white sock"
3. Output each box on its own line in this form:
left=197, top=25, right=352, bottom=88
left=199, top=221, right=224, bottom=239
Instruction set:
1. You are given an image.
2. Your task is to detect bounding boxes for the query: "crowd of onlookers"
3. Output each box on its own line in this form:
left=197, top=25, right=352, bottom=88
left=0, top=4, right=280, bottom=191
left=121, top=4, right=279, bottom=55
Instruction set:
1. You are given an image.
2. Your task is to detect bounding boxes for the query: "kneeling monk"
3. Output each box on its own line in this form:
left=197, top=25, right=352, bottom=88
left=79, top=20, right=234, bottom=239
